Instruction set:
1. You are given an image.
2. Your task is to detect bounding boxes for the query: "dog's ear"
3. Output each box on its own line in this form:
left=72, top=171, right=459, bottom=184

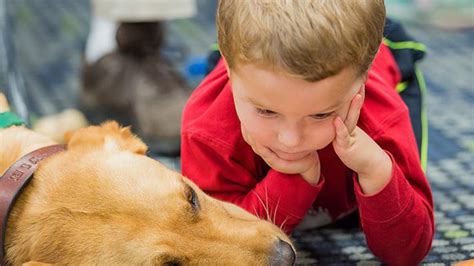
left=65, top=121, right=148, bottom=154
left=453, top=259, right=474, bottom=266
left=22, top=261, right=53, bottom=266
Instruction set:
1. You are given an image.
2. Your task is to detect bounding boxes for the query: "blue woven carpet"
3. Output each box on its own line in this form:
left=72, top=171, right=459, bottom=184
left=1, top=0, right=473, bottom=264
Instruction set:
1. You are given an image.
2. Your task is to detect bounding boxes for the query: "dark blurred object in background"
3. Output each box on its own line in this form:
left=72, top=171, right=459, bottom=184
left=81, top=0, right=196, bottom=156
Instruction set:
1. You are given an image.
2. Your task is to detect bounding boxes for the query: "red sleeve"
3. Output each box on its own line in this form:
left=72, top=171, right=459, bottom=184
left=354, top=108, right=434, bottom=265
left=181, top=130, right=324, bottom=234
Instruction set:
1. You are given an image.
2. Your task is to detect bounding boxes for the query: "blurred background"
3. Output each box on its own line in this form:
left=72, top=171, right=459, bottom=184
left=0, top=0, right=472, bottom=264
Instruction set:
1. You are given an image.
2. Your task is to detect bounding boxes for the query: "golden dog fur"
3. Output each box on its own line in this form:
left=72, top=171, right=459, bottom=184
left=0, top=94, right=293, bottom=265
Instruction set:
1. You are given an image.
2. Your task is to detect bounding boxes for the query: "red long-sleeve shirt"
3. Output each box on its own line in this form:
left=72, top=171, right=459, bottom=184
left=181, top=44, right=434, bottom=265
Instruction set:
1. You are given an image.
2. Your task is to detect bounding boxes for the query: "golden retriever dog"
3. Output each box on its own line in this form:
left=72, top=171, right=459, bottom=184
left=0, top=93, right=295, bottom=265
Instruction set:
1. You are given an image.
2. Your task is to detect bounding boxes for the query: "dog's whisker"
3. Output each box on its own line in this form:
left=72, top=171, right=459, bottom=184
left=263, top=185, right=273, bottom=223
left=280, top=216, right=289, bottom=232
left=252, top=191, right=266, bottom=220
left=252, top=206, right=264, bottom=220
left=272, top=197, right=282, bottom=225
left=252, top=188, right=272, bottom=222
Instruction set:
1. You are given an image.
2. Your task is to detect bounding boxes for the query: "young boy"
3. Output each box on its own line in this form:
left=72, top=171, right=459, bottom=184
left=181, top=1, right=434, bottom=264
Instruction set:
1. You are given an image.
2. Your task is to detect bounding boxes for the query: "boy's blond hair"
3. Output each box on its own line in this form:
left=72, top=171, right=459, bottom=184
left=217, top=0, right=386, bottom=82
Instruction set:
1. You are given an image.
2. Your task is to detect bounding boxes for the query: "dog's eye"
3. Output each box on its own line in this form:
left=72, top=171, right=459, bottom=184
left=164, top=260, right=182, bottom=266
left=187, top=188, right=200, bottom=211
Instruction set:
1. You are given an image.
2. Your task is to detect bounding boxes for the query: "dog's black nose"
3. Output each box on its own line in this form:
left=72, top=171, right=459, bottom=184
left=270, top=238, right=296, bottom=266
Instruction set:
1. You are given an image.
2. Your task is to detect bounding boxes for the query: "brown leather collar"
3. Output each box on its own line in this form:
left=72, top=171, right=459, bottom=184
left=0, top=144, right=66, bottom=264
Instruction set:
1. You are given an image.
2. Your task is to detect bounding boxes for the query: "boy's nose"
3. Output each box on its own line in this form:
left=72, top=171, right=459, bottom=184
left=277, top=129, right=301, bottom=148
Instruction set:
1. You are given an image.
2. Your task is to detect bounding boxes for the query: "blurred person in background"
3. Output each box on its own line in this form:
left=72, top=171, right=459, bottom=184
left=81, top=0, right=196, bottom=156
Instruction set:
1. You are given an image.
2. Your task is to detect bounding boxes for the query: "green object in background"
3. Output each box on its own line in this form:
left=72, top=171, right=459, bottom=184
left=0, top=111, right=25, bottom=128
left=464, top=140, right=474, bottom=152
left=445, top=230, right=469, bottom=239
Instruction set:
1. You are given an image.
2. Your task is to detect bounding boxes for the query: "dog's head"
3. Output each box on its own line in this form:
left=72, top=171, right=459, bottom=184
left=6, top=122, right=294, bottom=265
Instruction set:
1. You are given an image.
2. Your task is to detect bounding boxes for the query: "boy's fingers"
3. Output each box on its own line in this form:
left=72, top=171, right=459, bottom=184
left=344, top=86, right=365, bottom=133
left=360, top=85, right=366, bottom=102
left=344, top=94, right=362, bottom=133
left=334, top=116, right=350, bottom=149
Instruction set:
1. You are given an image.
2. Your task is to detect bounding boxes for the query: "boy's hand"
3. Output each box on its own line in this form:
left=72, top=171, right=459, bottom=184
left=241, top=126, right=321, bottom=185
left=332, top=86, right=392, bottom=194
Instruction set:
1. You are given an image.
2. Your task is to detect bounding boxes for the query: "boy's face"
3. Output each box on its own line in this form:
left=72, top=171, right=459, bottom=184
left=230, top=63, right=364, bottom=162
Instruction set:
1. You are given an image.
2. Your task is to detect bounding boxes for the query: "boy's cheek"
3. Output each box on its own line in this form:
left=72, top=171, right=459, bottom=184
left=317, top=126, right=337, bottom=149
left=336, top=104, right=352, bottom=122
left=246, top=125, right=273, bottom=145
left=306, top=121, right=337, bottom=148
left=239, top=117, right=272, bottom=144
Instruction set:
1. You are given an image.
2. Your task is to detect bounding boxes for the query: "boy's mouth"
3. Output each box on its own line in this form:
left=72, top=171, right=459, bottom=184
left=270, top=148, right=310, bottom=161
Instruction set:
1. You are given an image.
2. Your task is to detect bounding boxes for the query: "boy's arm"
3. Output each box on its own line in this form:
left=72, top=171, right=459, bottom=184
left=352, top=112, right=434, bottom=265
left=356, top=128, right=434, bottom=265
left=181, top=131, right=324, bottom=233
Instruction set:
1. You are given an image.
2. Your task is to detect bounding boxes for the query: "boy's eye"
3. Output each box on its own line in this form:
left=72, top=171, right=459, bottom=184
left=310, top=112, right=333, bottom=120
left=256, top=108, right=277, bottom=117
